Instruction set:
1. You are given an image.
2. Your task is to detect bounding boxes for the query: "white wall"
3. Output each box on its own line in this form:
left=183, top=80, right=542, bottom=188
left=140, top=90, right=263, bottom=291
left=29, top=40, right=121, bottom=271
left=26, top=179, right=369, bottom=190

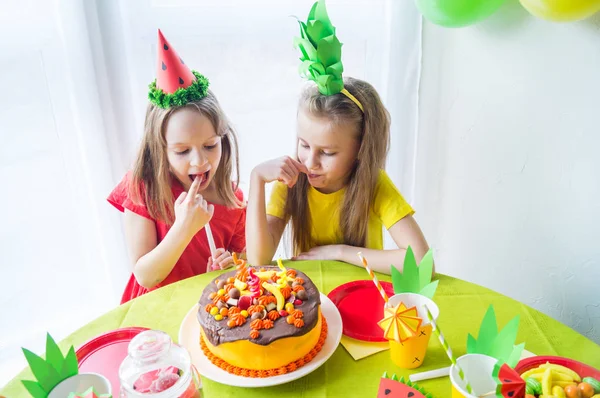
left=415, top=0, right=600, bottom=343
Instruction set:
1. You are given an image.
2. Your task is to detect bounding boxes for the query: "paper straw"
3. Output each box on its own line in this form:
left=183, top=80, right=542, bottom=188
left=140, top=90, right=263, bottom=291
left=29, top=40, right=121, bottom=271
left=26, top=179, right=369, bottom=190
left=205, top=222, right=217, bottom=270
left=424, top=304, right=473, bottom=395
left=357, top=252, right=389, bottom=304
left=409, top=366, right=450, bottom=382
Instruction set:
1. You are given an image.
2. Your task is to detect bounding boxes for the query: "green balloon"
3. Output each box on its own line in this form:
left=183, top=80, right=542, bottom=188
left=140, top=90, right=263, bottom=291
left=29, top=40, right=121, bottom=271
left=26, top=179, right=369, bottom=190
left=414, top=0, right=507, bottom=27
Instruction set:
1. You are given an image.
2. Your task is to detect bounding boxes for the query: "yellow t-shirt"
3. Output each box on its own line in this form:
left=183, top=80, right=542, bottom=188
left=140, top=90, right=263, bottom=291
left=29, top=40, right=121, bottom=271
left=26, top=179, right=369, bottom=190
left=266, top=170, right=414, bottom=250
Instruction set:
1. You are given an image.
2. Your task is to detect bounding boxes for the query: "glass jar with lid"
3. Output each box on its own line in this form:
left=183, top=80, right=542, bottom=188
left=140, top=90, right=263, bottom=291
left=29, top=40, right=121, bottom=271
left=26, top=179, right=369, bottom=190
left=119, top=330, right=200, bottom=398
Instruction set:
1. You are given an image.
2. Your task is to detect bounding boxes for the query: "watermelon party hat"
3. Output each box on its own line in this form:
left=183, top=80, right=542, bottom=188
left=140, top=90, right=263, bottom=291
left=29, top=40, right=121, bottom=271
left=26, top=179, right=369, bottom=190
left=148, top=29, right=210, bottom=109
left=492, top=362, right=526, bottom=398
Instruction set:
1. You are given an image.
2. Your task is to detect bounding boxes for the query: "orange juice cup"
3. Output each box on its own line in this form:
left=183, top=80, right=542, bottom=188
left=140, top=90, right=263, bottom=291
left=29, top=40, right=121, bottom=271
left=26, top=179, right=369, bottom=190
left=450, top=354, right=497, bottom=397
left=385, top=293, right=439, bottom=369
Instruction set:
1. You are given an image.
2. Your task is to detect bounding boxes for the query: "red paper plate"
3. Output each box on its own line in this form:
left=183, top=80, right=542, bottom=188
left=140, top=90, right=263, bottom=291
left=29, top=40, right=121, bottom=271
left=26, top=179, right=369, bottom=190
left=76, top=327, right=149, bottom=394
left=515, top=355, right=600, bottom=380
left=327, top=280, right=395, bottom=342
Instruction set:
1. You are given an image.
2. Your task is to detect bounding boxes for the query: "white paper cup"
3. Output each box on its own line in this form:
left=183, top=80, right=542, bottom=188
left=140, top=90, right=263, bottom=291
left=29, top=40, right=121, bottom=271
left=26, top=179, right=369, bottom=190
left=450, top=354, right=498, bottom=397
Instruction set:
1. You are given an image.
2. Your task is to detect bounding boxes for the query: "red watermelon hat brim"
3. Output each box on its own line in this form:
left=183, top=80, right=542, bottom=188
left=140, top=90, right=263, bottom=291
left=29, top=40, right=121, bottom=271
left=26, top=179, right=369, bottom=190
left=148, top=29, right=209, bottom=109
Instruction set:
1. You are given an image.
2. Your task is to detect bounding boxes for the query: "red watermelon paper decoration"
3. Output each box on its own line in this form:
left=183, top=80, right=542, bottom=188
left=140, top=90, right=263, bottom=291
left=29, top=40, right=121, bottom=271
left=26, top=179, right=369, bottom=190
left=493, top=363, right=526, bottom=398
left=377, top=373, right=432, bottom=398
left=156, top=29, right=196, bottom=94
left=67, top=386, right=111, bottom=398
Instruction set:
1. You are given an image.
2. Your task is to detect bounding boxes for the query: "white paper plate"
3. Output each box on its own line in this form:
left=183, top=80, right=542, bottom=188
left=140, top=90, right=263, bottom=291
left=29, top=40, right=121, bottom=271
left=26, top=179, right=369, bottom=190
left=178, top=293, right=342, bottom=387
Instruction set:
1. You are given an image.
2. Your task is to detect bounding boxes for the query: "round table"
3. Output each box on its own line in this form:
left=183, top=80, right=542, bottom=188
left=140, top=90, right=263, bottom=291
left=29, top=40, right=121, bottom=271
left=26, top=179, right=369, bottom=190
left=3, top=260, right=600, bottom=397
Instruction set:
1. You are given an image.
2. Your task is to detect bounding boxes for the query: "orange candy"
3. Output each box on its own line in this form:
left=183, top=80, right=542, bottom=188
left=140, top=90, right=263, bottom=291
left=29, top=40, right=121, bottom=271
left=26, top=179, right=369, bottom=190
left=248, top=304, right=265, bottom=315
left=286, top=269, right=297, bottom=278
left=219, top=307, right=229, bottom=317
left=267, top=310, right=280, bottom=321
left=205, top=304, right=215, bottom=313
left=250, top=319, right=264, bottom=330
left=293, top=285, right=305, bottom=293
left=286, top=315, right=295, bottom=325
left=280, top=286, right=292, bottom=299
left=262, top=319, right=274, bottom=329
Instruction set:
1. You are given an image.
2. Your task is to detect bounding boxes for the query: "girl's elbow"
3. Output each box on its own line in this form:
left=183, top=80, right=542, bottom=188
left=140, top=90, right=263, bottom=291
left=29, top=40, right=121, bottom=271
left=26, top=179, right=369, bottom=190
left=133, top=268, right=159, bottom=290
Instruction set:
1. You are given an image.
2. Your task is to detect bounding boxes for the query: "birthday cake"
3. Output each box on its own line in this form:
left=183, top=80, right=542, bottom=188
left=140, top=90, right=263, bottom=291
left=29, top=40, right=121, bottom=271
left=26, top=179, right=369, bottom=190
left=197, top=259, right=327, bottom=377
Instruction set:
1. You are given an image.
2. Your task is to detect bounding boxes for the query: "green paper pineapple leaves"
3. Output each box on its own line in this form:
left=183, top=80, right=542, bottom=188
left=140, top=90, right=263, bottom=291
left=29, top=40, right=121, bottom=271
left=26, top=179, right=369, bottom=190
left=467, top=305, right=525, bottom=368
left=21, top=334, right=79, bottom=398
left=294, top=0, right=344, bottom=95
left=391, top=246, right=439, bottom=299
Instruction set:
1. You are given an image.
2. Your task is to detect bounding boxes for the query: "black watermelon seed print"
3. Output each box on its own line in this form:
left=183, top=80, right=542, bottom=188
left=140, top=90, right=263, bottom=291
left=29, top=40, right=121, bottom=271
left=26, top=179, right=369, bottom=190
left=384, top=389, right=391, bottom=395
left=162, top=62, right=167, bottom=70
left=408, top=393, right=415, bottom=397
left=179, top=77, right=184, bottom=84
left=164, top=44, right=169, bottom=50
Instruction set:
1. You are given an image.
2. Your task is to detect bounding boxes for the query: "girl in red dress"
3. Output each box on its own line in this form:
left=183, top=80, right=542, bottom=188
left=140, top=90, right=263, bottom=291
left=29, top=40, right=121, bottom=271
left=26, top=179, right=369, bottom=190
left=108, top=30, right=245, bottom=303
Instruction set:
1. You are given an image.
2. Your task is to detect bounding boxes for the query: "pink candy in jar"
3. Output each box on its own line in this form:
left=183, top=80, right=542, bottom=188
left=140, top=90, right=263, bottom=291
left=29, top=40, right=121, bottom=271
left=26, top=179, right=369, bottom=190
left=119, top=330, right=200, bottom=398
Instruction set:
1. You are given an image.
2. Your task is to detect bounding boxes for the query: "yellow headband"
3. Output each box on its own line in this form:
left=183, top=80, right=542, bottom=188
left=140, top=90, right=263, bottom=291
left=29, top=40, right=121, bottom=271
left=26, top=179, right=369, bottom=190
left=340, top=88, right=364, bottom=113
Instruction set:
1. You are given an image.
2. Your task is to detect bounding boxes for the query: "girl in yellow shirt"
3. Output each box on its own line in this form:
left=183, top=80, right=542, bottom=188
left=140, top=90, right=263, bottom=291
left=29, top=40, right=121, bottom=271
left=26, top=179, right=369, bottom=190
left=245, top=1, right=430, bottom=274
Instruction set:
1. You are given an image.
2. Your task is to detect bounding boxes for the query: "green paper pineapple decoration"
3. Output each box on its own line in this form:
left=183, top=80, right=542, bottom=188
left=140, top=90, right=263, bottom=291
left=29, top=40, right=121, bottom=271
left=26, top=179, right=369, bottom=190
left=467, top=305, right=525, bottom=368
left=391, top=246, right=439, bottom=299
left=294, top=0, right=345, bottom=95
left=21, top=333, right=79, bottom=398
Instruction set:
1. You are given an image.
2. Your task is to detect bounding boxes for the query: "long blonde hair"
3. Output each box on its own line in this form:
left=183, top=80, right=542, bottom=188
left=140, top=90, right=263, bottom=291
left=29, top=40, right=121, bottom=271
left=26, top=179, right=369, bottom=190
left=130, top=90, right=241, bottom=224
left=286, top=77, right=390, bottom=254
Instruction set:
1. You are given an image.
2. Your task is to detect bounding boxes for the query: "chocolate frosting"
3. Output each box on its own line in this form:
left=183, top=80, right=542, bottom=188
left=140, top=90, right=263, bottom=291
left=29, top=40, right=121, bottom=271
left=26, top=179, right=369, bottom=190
left=197, top=267, right=321, bottom=346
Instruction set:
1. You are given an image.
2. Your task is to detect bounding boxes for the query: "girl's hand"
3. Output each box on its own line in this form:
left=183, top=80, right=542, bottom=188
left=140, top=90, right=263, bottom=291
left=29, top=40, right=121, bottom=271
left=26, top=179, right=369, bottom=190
left=207, top=248, right=235, bottom=271
left=252, top=156, right=308, bottom=188
left=293, top=245, right=343, bottom=261
left=173, top=176, right=214, bottom=239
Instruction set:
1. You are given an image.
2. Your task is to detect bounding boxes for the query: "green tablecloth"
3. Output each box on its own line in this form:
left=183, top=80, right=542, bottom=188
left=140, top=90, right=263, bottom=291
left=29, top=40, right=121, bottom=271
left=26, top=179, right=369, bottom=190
left=3, top=260, right=600, bottom=397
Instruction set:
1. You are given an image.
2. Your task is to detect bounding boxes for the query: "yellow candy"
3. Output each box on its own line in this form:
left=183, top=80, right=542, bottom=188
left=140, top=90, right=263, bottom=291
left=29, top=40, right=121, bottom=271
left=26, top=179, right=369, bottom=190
left=210, top=307, right=219, bottom=316
left=217, top=288, right=225, bottom=295
left=552, top=385, right=566, bottom=398
left=262, top=282, right=285, bottom=311
left=241, top=310, right=249, bottom=318
left=285, top=303, right=295, bottom=312
left=541, top=368, right=552, bottom=396
left=214, top=314, right=223, bottom=321
left=233, top=279, right=248, bottom=291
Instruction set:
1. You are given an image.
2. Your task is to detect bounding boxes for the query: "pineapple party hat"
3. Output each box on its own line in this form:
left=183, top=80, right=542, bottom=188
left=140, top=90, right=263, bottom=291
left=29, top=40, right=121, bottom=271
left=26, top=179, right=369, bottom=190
left=293, top=0, right=364, bottom=112
left=148, top=29, right=210, bottom=109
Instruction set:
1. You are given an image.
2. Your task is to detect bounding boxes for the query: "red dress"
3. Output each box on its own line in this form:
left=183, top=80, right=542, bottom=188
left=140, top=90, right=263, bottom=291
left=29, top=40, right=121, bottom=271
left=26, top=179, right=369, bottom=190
left=108, top=172, right=246, bottom=303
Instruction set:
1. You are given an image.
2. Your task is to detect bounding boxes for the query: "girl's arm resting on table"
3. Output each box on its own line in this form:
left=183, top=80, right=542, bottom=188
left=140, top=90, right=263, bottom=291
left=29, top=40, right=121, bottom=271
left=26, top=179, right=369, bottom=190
left=246, top=171, right=286, bottom=265
left=124, top=209, right=193, bottom=289
left=295, top=215, right=432, bottom=275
